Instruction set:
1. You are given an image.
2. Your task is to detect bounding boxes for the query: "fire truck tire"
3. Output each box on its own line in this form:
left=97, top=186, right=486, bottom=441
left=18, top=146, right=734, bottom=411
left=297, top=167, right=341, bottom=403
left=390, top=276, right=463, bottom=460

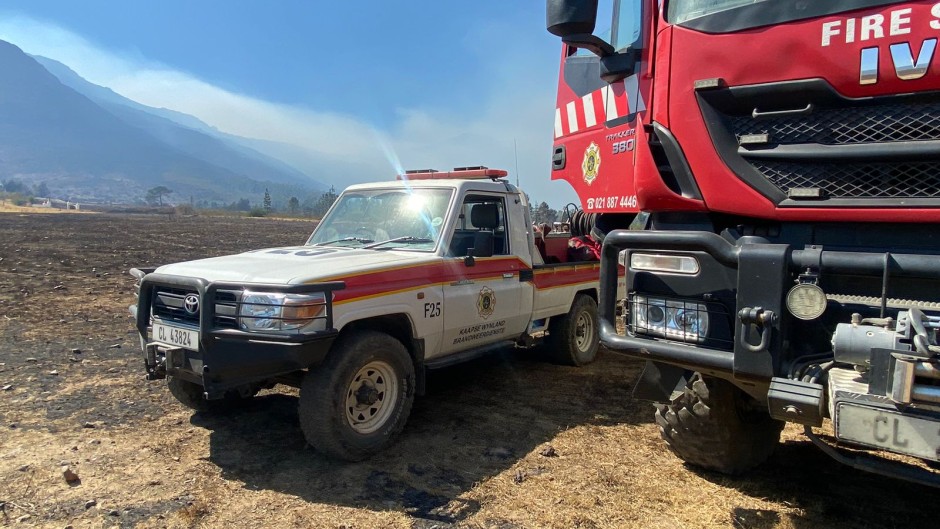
left=167, top=376, right=257, bottom=413
left=299, top=331, right=415, bottom=461
left=547, top=294, right=600, bottom=366
left=654, top=373, right=783, bottom=474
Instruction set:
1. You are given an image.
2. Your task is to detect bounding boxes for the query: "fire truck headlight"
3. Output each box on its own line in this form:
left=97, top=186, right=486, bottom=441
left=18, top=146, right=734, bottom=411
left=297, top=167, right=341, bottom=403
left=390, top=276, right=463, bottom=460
left=630, top=253, right=700, bottom=274
left=630, top=295, right=709, bottom=343
left=786, top=283, right=827, bottom=321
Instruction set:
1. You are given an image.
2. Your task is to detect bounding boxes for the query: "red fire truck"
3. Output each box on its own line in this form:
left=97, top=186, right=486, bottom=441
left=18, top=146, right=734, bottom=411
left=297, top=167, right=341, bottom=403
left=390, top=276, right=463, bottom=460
left=546, top=0, right=940, bottom=485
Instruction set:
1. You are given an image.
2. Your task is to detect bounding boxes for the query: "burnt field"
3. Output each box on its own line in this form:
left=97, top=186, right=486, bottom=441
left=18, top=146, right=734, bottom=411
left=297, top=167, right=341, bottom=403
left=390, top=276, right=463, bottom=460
left=0, top=212, right=934, bottom=528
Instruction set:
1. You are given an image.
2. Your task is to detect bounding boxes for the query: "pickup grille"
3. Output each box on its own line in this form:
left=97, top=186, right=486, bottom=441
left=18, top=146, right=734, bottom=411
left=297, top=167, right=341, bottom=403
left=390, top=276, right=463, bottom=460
left=213, top=290, right=239, bottom=329
left=152, top=287, right=198, bottom=326
left=697, top=81, right=940, bottom=204
left=151, top=288, right=238, bottom=329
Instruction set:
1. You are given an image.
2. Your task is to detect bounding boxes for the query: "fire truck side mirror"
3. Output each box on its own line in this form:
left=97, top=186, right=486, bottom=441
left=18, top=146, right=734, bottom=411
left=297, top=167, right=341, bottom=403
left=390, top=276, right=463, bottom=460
left=600, top=47, right=638, bottom=83
left=546, top=0, right=598, bottom=37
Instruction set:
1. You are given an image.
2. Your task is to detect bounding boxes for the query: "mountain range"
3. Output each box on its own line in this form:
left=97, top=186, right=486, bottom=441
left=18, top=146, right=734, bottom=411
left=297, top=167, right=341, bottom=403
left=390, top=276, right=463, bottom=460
left=0, top=39, right=326, bottom=204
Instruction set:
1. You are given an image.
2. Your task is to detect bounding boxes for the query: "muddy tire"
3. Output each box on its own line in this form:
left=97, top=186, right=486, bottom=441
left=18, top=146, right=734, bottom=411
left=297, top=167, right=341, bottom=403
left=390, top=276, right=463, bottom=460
left=654, top=373, right=783, bottom=474
left=546, top=294, right=599, bottom=366
left=299, top=331, right=415, bottom=461
left=167, top=376, right=256, bottom=413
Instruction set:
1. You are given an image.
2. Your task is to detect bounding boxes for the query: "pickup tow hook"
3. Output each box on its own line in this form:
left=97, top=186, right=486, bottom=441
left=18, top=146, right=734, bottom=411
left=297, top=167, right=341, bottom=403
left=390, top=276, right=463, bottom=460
left=738, top=307, right=776, bottom=353
left=144, top=342, right=169, bottom=380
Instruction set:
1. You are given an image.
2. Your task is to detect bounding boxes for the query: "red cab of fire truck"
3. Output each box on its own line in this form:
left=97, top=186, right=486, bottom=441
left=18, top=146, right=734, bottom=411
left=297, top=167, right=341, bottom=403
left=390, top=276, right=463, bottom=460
left=546, top=0, right=940, bottom=485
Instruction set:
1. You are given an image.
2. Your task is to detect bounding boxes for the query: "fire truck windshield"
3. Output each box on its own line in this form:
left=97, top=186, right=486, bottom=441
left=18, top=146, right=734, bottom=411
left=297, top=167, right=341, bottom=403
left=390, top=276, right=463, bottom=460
left=669, top=0, right=772, bottom=24
left=667, top=0, right=903, bottom=30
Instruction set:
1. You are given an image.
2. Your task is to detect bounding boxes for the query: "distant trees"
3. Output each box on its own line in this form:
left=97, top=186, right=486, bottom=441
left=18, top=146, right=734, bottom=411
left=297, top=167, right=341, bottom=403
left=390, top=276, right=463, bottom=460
left=310, top=186, right=338, bottom=218
left=287, top=196, right=300, bottom=214
left=1, top=179, right=37, bottom=206
left=263, top=188, right=272, bottom=211
left=145, top=186, right=173, bottom=206
left=217, top=187, right=336, bottom=218
left=531, top=201, right=559, bottom=225
left=1, top=179, right=28, bottom=194
left=230, top=198, right=251, bottom=211
left=33, top=182, right=50, bottom=198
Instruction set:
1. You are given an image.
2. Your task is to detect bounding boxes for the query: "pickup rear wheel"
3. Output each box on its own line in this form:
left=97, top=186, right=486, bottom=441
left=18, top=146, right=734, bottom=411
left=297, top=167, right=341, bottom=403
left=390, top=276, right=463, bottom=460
left=546, top=294, right=599, bottom=366
left=299, top=331, right=415, bottom=461
left=654, top=373, right=784, bottom=474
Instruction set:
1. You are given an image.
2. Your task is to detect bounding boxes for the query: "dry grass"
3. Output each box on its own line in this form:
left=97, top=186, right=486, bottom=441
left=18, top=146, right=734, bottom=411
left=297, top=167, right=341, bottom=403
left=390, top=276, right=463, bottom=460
left=0, top=212, right=936, bottom=529
left=0, top=202, right=89, bottom=214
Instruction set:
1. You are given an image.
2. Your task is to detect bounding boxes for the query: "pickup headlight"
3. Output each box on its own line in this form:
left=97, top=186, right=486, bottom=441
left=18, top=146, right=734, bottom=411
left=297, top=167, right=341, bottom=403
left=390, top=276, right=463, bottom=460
left=239, top=292, right=327, bottom=333
left=630, top=295, right=709, bottom=343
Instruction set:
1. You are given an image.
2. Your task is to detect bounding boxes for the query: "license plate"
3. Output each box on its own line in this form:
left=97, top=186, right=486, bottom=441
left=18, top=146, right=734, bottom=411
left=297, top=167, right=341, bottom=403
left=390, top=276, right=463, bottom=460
left=152, top=322, right=199, bottom=351
left=836, top=403, right=940, bottom=462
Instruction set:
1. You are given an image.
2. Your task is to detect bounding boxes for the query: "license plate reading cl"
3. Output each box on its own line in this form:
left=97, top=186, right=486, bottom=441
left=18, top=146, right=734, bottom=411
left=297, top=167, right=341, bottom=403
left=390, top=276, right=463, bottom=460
left=837, top=404, right=940, bottom=462
left=153, top=323, right=199, bottom=351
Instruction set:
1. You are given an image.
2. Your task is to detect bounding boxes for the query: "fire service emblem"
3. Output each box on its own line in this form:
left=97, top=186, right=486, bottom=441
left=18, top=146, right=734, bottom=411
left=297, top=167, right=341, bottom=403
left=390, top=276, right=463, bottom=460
left=582, top=142, right=600, bottom=185
left=477, top=286, right=496, bottom=320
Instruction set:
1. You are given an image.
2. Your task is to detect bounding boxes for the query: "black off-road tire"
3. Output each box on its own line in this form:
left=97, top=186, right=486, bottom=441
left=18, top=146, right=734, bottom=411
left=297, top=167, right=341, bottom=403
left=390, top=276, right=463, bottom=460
left=546, top=294, right=600, bottom=366
left=654, top=373, right=784, bottom=474
left=167, top=376, right=257, bottom=413
left=299, top=331, right=415, bottom=461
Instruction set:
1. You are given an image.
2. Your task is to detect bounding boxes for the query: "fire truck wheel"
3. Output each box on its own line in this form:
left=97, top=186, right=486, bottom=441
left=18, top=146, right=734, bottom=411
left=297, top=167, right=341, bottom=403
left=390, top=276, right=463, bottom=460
left=167, top=376, right=257, bottom=413
left=654, top=373, right=783, bottom=475
left=299, top=331, right=415, bottom=461
left=547, top=294, right=599, bottom=366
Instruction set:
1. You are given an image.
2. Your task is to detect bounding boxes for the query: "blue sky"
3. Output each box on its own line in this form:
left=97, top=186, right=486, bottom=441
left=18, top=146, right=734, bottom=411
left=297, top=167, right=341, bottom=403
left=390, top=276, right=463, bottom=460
left=0, top=1, right=578, bottom=206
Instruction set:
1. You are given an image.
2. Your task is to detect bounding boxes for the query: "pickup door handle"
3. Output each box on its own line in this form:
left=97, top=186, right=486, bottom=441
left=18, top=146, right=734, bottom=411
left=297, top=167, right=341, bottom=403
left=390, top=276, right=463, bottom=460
left=503, top=273, right=514, bottom=279
left=751, top=103, right=813, bottom=120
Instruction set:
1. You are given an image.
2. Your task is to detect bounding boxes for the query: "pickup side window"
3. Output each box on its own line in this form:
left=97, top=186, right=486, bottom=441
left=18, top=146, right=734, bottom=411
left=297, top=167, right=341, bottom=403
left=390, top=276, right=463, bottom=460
left=448, top=195, right=509, bottom=257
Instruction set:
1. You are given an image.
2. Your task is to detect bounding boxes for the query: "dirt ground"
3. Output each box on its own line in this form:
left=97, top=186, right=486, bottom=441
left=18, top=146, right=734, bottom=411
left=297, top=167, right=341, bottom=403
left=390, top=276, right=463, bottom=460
left=0, top=212, right=935, bottom=529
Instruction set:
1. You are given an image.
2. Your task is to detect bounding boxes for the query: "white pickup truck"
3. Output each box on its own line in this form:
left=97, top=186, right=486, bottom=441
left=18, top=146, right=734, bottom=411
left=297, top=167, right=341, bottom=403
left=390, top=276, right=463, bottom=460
left=131, top=167, right=622, bottom=460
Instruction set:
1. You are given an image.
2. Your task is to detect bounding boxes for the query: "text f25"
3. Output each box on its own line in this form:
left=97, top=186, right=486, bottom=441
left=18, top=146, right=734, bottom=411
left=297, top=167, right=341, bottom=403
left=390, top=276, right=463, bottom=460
left=424, top=302, right=441, bottom=318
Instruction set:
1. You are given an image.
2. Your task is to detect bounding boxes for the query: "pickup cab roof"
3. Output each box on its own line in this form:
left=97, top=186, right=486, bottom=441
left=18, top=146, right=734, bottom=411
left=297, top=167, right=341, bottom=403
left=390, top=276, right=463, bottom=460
left=344, top=178, right=520, bottom=197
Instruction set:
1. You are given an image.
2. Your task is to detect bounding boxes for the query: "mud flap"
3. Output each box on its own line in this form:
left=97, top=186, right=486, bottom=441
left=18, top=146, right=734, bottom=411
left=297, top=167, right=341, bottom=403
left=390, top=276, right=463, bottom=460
left=632, top=360, right=689, bottom=403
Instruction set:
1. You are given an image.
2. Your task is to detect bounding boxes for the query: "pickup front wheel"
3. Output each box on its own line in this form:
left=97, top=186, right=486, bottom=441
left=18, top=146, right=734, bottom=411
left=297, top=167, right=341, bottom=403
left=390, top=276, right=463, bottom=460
left=299, top=331, right=415, bottom=461
left=546, top=294, right=599, bottom=366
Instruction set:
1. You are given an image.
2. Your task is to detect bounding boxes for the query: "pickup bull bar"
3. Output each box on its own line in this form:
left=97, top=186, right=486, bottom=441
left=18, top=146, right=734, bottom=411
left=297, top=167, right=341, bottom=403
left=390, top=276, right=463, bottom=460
left=133, top=271, right=345, bottom=398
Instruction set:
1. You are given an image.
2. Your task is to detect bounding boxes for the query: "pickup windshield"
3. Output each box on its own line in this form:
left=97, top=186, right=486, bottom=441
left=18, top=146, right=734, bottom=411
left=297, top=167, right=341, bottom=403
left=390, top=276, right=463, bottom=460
left=306, top=188, right=452, bottom=251
left=668, top=0, right=903, bottom=32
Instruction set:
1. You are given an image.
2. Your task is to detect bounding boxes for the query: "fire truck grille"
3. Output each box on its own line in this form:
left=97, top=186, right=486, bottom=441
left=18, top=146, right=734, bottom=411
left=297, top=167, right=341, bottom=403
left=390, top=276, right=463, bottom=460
left=752, top=161, right=940, bottom=199
left=695, top=81, right=940, bottom=203
left=730, top=102, right=940, bottom=145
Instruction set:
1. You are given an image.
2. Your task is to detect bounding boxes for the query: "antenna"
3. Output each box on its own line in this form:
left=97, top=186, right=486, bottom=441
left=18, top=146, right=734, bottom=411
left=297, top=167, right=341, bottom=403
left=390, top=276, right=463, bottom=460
left=513, top=138, right=520, bottom=187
